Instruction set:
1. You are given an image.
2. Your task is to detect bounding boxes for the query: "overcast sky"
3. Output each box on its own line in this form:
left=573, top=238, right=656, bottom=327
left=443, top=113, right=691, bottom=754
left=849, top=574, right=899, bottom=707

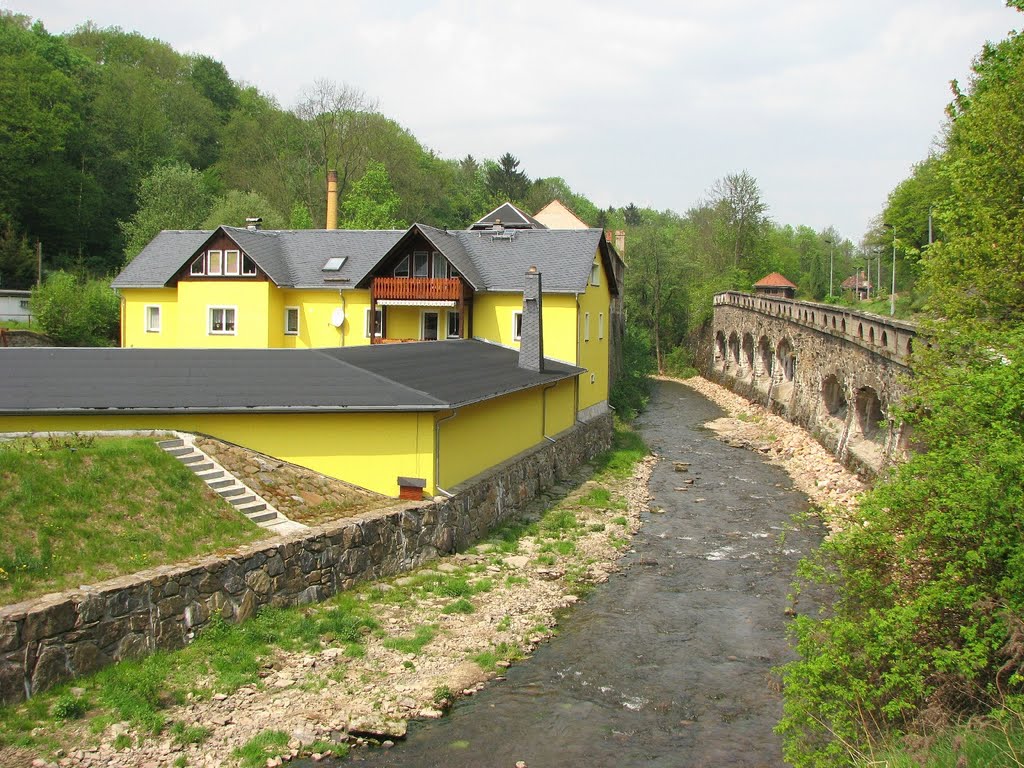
left=12, top=1, right=1022, bottom=242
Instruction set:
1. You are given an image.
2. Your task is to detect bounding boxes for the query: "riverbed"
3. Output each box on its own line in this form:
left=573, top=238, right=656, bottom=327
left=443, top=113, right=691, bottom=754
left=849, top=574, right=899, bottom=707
left=341, top=378, right=833, bottom=767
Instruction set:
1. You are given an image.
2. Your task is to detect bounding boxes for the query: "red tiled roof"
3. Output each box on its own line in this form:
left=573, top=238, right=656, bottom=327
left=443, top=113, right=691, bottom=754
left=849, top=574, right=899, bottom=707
left=754, top=272, right=797, bottom=288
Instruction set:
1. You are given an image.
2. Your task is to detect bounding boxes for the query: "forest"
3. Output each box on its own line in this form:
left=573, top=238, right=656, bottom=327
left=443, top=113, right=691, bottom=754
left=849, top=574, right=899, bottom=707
left=0, top=10, right=881, bottom=365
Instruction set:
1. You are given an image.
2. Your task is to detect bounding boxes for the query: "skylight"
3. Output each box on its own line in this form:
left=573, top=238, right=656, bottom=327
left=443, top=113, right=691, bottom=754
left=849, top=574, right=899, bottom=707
left=322, top=257, right=346, bottom=271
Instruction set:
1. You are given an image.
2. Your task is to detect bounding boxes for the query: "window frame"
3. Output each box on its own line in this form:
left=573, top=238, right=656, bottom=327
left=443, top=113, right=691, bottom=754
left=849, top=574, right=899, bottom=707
left=365, top=307, right=384, bottom=338
left=144, top=304, right=161, bottom=333
left=512, top=311, right=523, bottom=342
left=590, top=263, right=600, bottom=286
left=208, top=305, right=237, bottom=335
left=207, top=250, right=223, bottom=276
left=413, top=250, right=429, bottom=278
left=393, top=255, right=410, bottom=278
left=598, top=312, right=604, bottom=340
left=421, top=310, right=439, bottom=341
left=190, top=256, right=206, bottom=276
left=284, top=306, right=299, bottom=336
left=446, top=310, right=461, bottom=339
left=224, top=249, right=241, bottom=276
left=583, top=311, right=591, bottom=342
left=241, top=254, right=258, bottom=276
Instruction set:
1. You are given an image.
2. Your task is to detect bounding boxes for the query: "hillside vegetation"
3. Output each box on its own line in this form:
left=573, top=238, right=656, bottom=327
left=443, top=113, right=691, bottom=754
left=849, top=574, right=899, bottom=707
left=778, top=6, right=1024, bottom=766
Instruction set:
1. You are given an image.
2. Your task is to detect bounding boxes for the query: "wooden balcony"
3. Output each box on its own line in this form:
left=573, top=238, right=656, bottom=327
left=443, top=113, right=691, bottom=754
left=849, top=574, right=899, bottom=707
left=372, top=277, right=466, bottom=302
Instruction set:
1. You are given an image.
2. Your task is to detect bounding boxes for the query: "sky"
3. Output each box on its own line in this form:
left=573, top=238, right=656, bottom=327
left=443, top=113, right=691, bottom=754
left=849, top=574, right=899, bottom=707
left=11, top=1, right=1022, bottom=242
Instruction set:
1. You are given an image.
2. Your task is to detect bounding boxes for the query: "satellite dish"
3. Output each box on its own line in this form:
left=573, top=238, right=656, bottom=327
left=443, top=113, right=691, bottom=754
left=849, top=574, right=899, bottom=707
left=330, top=308, right=345, bottom=328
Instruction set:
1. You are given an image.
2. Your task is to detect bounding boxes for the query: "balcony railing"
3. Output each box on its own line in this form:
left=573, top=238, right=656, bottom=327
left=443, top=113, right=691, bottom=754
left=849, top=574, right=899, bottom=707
left=372, top=277, right=465, bottom=302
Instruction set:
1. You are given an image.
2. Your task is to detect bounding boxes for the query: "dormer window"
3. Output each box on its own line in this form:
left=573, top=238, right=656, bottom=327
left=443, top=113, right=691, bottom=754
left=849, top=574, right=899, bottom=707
left=224, top=250, right=240, bottom=276
left=207, top=250, right=223, bottom=275
left=413, top=251, right=429, bottom=277
left=187, top=250, right=259, bottom=277
left=190, top=256, right=205, bottom=275
left=241, top=255, right=257, bottom=275
left=394, top=255, right=410, bottom=277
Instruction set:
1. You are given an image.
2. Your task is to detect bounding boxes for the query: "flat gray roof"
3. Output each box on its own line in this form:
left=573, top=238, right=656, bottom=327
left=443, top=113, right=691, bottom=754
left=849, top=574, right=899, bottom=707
left=0, top=341, right=581, bottom=415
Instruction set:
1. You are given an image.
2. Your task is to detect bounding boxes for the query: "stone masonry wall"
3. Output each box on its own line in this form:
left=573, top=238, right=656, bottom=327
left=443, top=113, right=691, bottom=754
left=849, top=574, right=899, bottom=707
left=0, top=414, right=612, bottom=706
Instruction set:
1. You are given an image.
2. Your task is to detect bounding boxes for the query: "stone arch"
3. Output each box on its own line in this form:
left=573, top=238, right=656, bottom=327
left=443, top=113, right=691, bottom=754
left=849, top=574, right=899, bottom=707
left=821, top=374, right=847, bottom=419
left=728, top=331, right=741, bottom=372
left=854, top=386, right=885, bottom=440
left=881, top=330, right=888, bottom=349
left=776, top=338, right=796, bottom=382
left=869, top=327, right=875, bottom=345
left=907, top=337, right=913, bottom=355
left=858, top=322, right=863, bottom=339
left=757, top=335, right=773, bottom=379
left=742, top=332, right=755, bottom=374
left=715, top=331, right=727, bottom=369
left=811, top=311, right=816, bottom=324
left=841, top=318, right=847, bottom=334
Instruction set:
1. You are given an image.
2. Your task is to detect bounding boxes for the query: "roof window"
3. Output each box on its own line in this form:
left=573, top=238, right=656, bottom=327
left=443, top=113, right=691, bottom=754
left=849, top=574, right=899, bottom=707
left=322, top=256, right=346, bottom=271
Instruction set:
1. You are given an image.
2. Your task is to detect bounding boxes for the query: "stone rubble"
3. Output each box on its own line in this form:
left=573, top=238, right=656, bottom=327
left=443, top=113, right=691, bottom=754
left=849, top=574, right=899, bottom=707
left=669, top=375, right=866, bottom=532
left=9, top=449, right=654, bottom=768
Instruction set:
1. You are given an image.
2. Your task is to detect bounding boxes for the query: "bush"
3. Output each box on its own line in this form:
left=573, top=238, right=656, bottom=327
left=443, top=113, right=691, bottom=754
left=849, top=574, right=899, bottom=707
left=30, top=271, right=119, bottom=346
left=663, top=346, right=697, bottom=378
left=610, top=325, right=656, bottom=419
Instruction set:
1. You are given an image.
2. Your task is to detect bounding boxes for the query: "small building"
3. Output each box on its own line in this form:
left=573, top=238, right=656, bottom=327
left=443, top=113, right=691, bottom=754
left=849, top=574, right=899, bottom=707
left=840, top=272, right=871, bottom=301
left=753, top=273, right=797, bottom=299
left=0, top=289, right=32, bottom=323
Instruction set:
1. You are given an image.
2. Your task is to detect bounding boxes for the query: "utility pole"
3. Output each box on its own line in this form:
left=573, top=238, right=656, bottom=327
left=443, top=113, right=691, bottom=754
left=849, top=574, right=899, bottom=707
left=890, top=227, right=896, bottom=316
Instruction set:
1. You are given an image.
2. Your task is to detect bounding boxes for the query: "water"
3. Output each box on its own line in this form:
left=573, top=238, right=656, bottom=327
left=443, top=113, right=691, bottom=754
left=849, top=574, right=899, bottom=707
left=335, top=380, right=824, bottom=767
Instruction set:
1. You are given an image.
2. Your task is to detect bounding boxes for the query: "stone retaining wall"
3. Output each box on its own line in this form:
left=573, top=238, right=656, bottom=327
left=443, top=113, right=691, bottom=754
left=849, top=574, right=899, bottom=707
left=0, top=414, right=612, bottom=705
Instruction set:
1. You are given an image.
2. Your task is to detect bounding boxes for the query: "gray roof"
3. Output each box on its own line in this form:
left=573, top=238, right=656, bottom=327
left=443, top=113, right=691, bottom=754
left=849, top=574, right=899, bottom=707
left=112, top=227, right=404, bottom=290
left=112, top=224, right=616, bottom=296
left=470, top=202, right=547, bottom=230
left=0, top=341, right=580, bottom=415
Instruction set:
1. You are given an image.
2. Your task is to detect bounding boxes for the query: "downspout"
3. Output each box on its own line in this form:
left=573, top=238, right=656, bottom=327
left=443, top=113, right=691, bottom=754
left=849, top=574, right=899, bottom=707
left=119, top=293, right=126, bottom=348
left=541, top=382, right=558, bottom=443
left=338, top=290, right=347, bottom=347
left=433, top=408, right=458, bottom=497
left=574, top=294, right=581, bottom=421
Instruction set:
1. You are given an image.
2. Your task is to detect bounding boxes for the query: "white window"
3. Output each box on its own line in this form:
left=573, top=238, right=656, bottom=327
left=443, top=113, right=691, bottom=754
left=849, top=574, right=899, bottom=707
left=512, top=311, right=523, bottom=341
left=284, top=306, right=299, bottom=335
left=432, top=251, right=448, bottom=278
left=446, top=310, right=461, bottom=339
left=145, top=305, right=161, bottom=333
left=207, top=250, right=223, bottom=276
left=584, top=312, right=591, bottom=342
left=208, top=306, right=236, bottom=335
left=241, top=255, right=258, bottom=276
left=224, top=250, right=240, bottom=276
left=365, top=307, right=383, bottom=338
left=393, top=255, right=410, bottom=278
left=413, top=251, right=429, bottom=278
left=598, top=312, right=604, bottom=340
left=189, top=256, right=205, bottom=276
left=591, top=263, right=600, bottom=286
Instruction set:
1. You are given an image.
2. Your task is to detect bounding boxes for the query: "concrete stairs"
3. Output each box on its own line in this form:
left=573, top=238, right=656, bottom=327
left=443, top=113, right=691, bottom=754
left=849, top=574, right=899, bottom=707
left=156, top=435, right=306, bottom=535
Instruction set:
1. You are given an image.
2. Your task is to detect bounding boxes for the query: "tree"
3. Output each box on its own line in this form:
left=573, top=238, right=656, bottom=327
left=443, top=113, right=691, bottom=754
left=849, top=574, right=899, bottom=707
left=706, top=171, right=769, bottom=270
left=203, top=190, right=286, bottom=230
left=623, top=203, right=643, bottom=227
left=30, top=270, right=119, bottom=345
left=120, top=163, right=213, bottom=259
left=341, top=161, right=405, bottom=230
left=0, top=213, right=35, bottom=289
left=289, top=201, right=314, bottom=229
left=485, top=153, right=530, bottom=203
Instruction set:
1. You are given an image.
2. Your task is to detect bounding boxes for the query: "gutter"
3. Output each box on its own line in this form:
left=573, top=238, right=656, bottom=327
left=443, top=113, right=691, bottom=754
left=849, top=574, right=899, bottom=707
left=434, top=408, right=459, bottom=497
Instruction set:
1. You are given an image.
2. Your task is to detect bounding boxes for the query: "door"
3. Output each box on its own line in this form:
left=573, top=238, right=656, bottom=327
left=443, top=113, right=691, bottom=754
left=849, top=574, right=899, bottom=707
left=422, top=311, right=439, bottom=341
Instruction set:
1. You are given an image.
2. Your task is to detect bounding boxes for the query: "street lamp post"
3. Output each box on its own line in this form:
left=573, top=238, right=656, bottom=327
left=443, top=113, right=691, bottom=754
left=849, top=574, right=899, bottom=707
left=883, top=223, right=896, bottom=316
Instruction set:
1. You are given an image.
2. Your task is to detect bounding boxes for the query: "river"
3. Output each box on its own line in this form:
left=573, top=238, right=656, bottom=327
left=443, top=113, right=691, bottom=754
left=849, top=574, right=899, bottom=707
left=337, top=379, right=825, bottom=767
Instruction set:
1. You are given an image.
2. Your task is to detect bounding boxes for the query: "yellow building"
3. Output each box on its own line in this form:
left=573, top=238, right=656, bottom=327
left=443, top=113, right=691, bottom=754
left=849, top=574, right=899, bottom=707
left=112, top=203, right=619, bottom=417
left=0, top=342, right=580, bottom=499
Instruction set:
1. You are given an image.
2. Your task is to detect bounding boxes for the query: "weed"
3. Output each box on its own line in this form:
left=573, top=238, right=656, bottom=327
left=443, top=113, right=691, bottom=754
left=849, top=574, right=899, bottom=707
left=535, top=554, right=557, bottom=566
left=496, top=615, right=512, bottom=631
left=578, top=487, right=612, bottom=507
left=382, top=625, right=438, bottom=655
left=588, top=523, right=606, bottom=532
left=611, top=516, right=628, bottom=526
left=173, top=756, right=187, bottom=768
left=539, top=509, right=579, bottom=536
left=442, top=598, right=475, bottom=615
left=505, top=575, right=527, bottom=587
left=472, top=641, right=523, bottom=672
left=51, top=692, right=87, bottom=721
left=113, top=733, right=133, bottom=750
left=169, top=721, right=210, bottom=746
left=432, top=685, right=454, bottom=708
left=232, top=730, right=290, bottom=768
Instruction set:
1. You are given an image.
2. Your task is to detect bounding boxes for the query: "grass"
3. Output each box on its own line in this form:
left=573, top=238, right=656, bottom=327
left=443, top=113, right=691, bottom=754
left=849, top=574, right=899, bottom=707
left=0, top=435, right=264, bottom=602
left=592, top=422, right=648, bottom=480
left=232, top=730, right=290, bottom=768
left=382, top=625, right=438, bottom=655
left=471, top=641, right=524, bottom=672
left=0, top=595, right=379, bottom=750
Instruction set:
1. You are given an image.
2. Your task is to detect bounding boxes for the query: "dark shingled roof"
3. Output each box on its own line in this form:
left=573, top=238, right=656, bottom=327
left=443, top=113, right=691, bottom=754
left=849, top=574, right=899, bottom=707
left=112, top=219, right=618, bottom=296
left=0, top=341, right=580, bottom=415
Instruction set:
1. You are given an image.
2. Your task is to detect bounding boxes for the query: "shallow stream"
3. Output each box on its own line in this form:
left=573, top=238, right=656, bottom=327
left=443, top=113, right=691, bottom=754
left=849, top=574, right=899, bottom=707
left=337, top=379, right=825, bottom=767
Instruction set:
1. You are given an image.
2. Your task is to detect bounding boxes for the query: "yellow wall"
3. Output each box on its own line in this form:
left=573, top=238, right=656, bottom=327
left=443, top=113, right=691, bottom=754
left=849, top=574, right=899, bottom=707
left=121, top=288, right=179, bottom=348
left=0, top=411, right=434, bottom=498
left=169, top=281, right=272, bottom=348
left=472, top=292, right=578, bottom=364
left=436, top=377, right=576, bottom=490
left=577, top=253, right=612, bottom=411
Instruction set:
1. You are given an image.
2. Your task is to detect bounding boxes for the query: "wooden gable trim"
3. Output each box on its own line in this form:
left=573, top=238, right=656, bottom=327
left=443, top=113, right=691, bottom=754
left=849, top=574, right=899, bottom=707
left=172, top=230, right=271, bottom=285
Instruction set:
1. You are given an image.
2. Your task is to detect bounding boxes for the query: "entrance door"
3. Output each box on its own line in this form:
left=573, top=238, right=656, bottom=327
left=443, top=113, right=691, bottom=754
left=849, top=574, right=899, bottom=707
left=422, top=311, right=439, bottom=341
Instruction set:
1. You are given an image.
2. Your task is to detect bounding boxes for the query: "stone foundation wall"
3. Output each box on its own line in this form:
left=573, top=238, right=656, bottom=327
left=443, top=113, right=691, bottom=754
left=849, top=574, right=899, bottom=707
left=0, top=414, right=612, bottom=705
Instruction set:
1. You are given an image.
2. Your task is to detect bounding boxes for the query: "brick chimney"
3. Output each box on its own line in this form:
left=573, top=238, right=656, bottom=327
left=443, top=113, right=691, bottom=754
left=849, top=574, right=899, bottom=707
left=615, top=229, right=625, bottom=254
left=326, top=170, right=338, bottom=230
left=519, top=266, right=544, bottom=372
